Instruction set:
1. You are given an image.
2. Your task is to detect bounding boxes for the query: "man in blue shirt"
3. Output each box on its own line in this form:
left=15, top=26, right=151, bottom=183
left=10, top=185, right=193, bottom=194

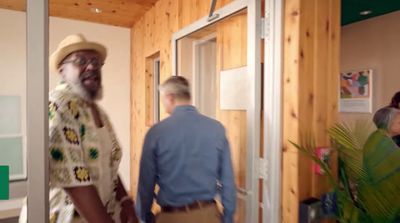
left=136, top=76, right=236, bottom=223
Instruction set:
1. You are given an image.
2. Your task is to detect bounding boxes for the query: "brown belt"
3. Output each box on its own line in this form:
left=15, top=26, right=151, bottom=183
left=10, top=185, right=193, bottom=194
left=161, top=200, right=216, bottom=213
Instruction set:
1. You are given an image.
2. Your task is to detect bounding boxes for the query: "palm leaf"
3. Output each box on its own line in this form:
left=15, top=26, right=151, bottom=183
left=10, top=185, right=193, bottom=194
left=291, top=121, right=400, bottom=222
left=337, top=193, right=368, bottom=223
left=329, top=122, right=369, bottom=182
left=357, top=130, right=400, bottom=222
left=289, top=138, right=338, bottom=189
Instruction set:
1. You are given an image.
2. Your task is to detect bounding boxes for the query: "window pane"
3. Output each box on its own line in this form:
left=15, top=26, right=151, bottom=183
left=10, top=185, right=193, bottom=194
left=0, top=96, right=21, bottom=135
left=0, top=137, right=24, bottom=177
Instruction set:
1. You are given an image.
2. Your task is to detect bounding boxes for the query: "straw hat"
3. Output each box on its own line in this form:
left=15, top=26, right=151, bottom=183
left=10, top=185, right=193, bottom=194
left=49, top=34, right=107, bottom=73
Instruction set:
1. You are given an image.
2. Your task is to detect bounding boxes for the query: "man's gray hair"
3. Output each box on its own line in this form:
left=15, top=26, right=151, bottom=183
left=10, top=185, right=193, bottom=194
left=159, top=76, right=191, bottom=100
left=373, top=106, right=400, bottom=130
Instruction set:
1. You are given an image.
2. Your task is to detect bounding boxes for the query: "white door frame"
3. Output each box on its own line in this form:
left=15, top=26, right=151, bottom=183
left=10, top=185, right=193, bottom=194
left=26, top=0, right=49, bottom=222
left=171, top=0, right=248, bottom=76
left=263, top=0, right=284, bottom=222
left=171, top=0, right=264, bottom=222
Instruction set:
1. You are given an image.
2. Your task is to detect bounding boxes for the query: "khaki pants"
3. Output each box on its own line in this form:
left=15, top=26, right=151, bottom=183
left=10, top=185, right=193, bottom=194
left=156, top=204, right=222, bottom=223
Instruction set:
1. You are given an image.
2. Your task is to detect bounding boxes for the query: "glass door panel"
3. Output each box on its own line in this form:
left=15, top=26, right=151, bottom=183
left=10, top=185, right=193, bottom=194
left=177, top=9, right=250, bottom=222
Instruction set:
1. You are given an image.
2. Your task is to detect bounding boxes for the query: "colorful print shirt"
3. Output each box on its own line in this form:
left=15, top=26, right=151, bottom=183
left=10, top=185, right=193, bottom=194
left=20, top=83, right=122, bottom=223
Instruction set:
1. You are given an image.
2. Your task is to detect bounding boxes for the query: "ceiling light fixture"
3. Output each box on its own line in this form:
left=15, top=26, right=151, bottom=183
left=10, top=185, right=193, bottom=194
left=90, top=8, right=103, bottom=14
left=359, top=10, right=372, bottom=16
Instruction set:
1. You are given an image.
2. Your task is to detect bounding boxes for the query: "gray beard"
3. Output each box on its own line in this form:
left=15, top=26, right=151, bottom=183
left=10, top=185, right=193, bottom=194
left=64, top=77, right=103, bottom=102
left=74, top=84, right=103, bottom=102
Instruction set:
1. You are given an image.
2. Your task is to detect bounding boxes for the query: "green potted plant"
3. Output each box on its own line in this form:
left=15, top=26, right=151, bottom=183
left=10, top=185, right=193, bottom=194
left=291, top=121, right=400, bottom=222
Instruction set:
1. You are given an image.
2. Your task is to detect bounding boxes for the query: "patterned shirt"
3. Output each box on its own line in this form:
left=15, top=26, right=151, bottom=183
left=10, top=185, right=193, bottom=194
left=19, top=83, right=122, bottom=223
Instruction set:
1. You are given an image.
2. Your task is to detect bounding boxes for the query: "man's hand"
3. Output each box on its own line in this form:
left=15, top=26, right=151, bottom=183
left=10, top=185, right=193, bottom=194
left=65, top=186, right=114, bottom=223
left=120, top=199, right=138, bottom=223
left=115, top=176, right=138, bottom=223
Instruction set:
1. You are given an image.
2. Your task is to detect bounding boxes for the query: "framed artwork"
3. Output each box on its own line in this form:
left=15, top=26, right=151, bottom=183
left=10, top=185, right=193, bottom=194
left=339, top=69, right=373, bottom=113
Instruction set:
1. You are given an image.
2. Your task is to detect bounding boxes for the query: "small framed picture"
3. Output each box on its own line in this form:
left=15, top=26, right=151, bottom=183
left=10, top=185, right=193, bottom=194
left=339, top=69, right=373, bottom=113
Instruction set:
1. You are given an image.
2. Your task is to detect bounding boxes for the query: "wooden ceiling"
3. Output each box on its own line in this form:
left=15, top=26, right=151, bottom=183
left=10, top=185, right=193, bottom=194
left=0, top=0, right=159, bottom=27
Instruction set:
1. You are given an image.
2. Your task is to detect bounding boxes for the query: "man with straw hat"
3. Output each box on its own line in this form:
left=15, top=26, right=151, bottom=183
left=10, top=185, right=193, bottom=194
left=19, top=34, right=137, bottom=223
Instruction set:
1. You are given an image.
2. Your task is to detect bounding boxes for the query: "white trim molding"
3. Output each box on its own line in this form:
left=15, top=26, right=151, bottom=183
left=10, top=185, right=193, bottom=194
left=26, top=0, right=49, bottom=222
left=263, top=0, right=284, bottom=222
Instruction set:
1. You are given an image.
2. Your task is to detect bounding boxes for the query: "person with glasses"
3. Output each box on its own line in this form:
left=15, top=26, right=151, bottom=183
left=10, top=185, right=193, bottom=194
left=19, top=34, right=138, bottom=223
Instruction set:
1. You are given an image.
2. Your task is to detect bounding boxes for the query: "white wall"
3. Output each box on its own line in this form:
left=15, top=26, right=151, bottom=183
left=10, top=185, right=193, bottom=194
left=0, top=8, right=131, bottom=202
left=341, top=11, right=400, bottom=124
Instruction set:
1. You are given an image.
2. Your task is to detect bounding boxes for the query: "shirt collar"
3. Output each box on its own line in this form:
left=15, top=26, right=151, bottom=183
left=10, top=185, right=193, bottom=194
left=173, top=105, right=197, bottom=114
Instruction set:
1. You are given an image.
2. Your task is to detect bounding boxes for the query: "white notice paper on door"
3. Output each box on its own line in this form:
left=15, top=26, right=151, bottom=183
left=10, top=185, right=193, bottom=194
left=220, top=66, right=249, bottom=110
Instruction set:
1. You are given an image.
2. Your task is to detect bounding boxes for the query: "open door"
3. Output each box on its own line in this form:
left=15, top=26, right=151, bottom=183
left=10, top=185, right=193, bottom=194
left=173, top=0, right=262, bottom=222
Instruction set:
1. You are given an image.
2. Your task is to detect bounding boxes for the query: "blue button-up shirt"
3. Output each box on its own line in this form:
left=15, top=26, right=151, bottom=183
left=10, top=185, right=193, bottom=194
left=136, top=105, right=236, bottom=223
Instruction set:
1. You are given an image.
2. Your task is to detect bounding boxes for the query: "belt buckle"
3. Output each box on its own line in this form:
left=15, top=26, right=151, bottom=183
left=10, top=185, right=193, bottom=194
left=184, top=200, right=202, bottom=212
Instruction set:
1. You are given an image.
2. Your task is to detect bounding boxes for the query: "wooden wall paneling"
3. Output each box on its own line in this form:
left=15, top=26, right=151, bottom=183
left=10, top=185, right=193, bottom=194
left=328, top=0, right=341, bottom=183
left=282, top=0, right=301, bottom=221
left=282, top=0, right=340, bottom=222
left=329, top=0, right=340, bottom=128
left=0, top=0, right=25, bottom=11
left=312, top=0, right=331, bottom=197
left=298, top=0, right=316, bottom=202
left=145, top=56, right=154, bottom=127
left=156, top=0, right=179, bottom=119
left=131, top=18, right=147, bottom=196
left=130, top=0, right=179, bottom=197
left=143, top=8, right=157, bottom=57
left=313, top=0, right=330, bottom=153
left=177, top=0, right=233, bottom=28
left=178, top=0, right=210, bottom=28
left=300, top=0, right=341, bottom=201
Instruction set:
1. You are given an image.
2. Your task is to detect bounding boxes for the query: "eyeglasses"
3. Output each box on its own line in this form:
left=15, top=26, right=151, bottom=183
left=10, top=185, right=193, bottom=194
left=61, top=57, right=104, bottom=69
